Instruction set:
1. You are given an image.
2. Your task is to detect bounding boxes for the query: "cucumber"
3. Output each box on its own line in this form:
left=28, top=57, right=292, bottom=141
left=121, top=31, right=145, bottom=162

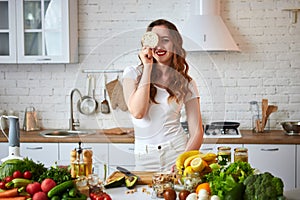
left=48, top=180, right=75, bottom=198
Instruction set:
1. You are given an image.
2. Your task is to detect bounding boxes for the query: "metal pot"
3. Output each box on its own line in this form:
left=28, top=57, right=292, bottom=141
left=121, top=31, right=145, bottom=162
left=281, top=121, right=300, bottom=133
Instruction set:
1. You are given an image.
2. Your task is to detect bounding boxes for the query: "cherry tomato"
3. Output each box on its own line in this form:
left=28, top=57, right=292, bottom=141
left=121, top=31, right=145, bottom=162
left=4, top=176, right=13, bottom=183
left=13, top=170, right=23, bottom=179
left=0, top=181, right=6, bottom=189
left=23, top=171, right=32, bottom=179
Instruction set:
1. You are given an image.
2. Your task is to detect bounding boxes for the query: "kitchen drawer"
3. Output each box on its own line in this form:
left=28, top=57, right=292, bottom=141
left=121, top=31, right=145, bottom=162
left=108, top=143, right=135, bottom=166
left=0, top=143, right=9, bottom=162
left=20, top=143, right=59, bottom=167
left=245, top=144, right=296, bottom=190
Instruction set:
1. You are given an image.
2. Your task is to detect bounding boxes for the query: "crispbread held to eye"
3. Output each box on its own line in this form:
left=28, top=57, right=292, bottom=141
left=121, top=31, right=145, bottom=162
left=141, top=31, right=159, bottom=48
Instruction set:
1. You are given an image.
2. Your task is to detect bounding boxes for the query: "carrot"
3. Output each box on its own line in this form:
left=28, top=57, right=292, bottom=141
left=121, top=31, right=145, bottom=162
left=0, top=188, right=18, bottom=198
left=0, top=197, right=26, bottom=200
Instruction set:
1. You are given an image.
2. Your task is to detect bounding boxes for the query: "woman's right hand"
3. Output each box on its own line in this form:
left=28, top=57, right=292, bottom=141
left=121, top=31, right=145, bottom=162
left=139, top=46, right=153, bottom=67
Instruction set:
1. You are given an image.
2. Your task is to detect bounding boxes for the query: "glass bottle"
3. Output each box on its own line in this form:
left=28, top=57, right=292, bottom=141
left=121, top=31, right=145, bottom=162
left=234, top=148, right=248, bottom=162
left=249, top=101, right=260, bottom=132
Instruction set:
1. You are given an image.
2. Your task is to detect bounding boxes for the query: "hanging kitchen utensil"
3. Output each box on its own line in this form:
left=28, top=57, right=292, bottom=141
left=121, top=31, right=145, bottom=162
left=100, top=74, right=110, bottom=114
left=78, top=75, right=97, bottom=115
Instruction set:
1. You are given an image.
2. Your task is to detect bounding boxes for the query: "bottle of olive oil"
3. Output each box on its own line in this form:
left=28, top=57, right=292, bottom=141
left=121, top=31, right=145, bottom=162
left=70, top=142, right=86, bottom=178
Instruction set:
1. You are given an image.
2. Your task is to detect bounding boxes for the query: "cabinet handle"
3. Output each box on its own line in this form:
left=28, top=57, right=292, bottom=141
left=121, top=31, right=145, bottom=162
left=26, top=147, right=43, bottom=150
left=36, top=58, right=51, bottom=61
left=260, top=148, right=279, bottom=151
left=128, top=147, right=134, bottom=151
left=201, top=148, right=213, bottom=151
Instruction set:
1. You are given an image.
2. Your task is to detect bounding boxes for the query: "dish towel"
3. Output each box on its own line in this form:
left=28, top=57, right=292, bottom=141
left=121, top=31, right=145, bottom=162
left=105, top=79, right=128, bottom=111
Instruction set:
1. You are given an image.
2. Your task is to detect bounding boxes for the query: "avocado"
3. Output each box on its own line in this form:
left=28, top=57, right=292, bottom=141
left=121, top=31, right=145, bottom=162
left=125, top=176, right=138, bottom=189
left=104, top=176, right=125, bottom=189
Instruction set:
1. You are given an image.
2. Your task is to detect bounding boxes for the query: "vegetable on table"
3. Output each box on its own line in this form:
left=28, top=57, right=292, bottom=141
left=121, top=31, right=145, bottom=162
left=243, top=172, right=284, bottom=200
left=204, top=161, right=254, bottom=199
left=0, top=188, right=19, bottom=198
left=0, top=197, right=26, bottom=200
left=0, top=158, right=47, bottom=182
left=47, top=180, right=74, bottom=198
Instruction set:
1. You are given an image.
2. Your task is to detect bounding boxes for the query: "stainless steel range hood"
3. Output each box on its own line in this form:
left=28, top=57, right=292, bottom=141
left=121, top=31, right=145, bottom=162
left=181, top=0, right=240, bottom=52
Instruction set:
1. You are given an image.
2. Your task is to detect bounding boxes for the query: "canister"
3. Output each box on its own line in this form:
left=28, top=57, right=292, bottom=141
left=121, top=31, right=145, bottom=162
left=234, top=148, right=248, bottom=162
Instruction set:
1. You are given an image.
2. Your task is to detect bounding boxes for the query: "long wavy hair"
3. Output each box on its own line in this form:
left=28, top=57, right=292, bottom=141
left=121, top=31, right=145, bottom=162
left=139, top=19, right=192, bottom=104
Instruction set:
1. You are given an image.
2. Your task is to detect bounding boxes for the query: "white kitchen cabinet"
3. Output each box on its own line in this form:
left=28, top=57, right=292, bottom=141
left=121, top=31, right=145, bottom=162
left=297, top=145, right=300, bottom=188
left=244, top=144, right=296, bottom=191
left=0, top=0, right=16, bottom=62
left=20, top=143, right=59, bottom=167
left=0, top=0, right=78, bottom=63
left=0, top=142, right=9, bottom=162
left=59, top=143, right=109, bottom=180
left=108, top=143, right=135, bottom=174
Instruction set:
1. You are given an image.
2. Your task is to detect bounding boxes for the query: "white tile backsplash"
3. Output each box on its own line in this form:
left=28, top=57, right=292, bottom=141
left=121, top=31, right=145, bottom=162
left=0, top=0, right=300, bottom=130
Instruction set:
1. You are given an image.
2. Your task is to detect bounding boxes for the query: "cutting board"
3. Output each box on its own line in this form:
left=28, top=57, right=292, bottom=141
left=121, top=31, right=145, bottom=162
left=107, top=171, right=155, bottom=185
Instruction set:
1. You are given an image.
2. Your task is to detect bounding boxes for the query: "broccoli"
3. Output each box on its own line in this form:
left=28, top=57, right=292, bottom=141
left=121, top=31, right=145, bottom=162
left=243, top=172, right=284, bottom=200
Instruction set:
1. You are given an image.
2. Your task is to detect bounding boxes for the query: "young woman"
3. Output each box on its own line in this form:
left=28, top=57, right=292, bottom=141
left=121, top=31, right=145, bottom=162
left=123, top=19, right=204, bottom=171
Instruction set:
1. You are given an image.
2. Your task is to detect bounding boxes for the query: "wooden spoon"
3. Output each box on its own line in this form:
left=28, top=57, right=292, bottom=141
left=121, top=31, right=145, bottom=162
left=261, top=99, right=268, bottom=131
left=263, top=105, right=278, bottom=128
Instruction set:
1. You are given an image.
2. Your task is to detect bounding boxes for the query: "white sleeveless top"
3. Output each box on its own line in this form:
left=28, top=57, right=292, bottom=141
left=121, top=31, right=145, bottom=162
left=123, top=66, right=199, bottom=145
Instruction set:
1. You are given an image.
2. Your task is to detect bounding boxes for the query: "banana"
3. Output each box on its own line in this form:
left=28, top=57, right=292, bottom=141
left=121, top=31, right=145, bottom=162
left=176, top=150, right=200, bottom=171
left=5, top=178, right=33, bottom=189
left=183, top=154, right=200, bottom=168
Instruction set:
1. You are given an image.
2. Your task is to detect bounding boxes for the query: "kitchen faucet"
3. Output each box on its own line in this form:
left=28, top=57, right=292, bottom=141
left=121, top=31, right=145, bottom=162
left=69, top=88, right=83, bottom=131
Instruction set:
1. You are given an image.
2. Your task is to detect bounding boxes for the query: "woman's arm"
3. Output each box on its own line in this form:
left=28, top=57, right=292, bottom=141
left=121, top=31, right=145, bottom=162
left=123, top=47, right=153, bottom=119
left=184, top=97, right=204, bottom=151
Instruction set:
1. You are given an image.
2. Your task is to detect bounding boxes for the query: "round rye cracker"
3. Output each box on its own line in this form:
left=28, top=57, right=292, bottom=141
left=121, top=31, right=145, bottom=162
left=141, top=32, right=159, bottom=48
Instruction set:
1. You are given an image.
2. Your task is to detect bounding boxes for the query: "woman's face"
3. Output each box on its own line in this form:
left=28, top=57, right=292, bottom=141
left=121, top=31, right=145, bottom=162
left=151, top=25, right=174, bottom=66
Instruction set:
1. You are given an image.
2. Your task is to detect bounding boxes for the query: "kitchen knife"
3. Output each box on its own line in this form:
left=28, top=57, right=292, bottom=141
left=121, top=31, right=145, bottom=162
left=116, top=166, right=139, bottom=179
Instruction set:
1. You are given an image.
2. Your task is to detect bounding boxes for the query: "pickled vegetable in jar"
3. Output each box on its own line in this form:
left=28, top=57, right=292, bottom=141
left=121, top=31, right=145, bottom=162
left=217, top=146, right=231, bottom=165
left=234, top=148, right=248, bottom=162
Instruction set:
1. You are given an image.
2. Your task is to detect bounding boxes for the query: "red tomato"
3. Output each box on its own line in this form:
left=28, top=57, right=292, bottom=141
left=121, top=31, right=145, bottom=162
left=0, top=181, right=6, bottom=189
left=13, top=170, right=23, bottom=178
left=4, top=176, right=13, bottom=183
left=23, top=171, right=32, bottom=179
left=102, top=193, right=112, bottom=200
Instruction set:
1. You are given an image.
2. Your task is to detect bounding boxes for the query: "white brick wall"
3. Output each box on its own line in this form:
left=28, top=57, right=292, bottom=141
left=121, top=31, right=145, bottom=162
left=0, top=0, right=299, bottom=130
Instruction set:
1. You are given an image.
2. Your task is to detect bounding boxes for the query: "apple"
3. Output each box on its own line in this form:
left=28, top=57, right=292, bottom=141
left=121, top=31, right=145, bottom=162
left=26, top=182, right=41, bottom=195
left=32, top=191, right=48, bottom=200
left=41, top=178, right=56, bottom=193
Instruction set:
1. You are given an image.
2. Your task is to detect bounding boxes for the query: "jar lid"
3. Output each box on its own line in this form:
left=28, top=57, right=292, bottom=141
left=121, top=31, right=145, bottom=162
left=234, top=147, right=248, bottom=152
left=218, top=146, right=231, bottom=150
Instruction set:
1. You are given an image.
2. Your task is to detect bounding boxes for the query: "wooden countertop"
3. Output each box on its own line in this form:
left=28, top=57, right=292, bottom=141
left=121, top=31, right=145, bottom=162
left=1, top=129, right=300, bottom=144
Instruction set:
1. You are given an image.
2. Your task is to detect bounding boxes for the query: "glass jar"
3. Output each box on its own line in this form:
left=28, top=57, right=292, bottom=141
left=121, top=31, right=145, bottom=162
left=234, top=148, right=248, bottom=162
left=217, top=146, right=231, bottom=165
left=152, top=172, right=174, bottom=198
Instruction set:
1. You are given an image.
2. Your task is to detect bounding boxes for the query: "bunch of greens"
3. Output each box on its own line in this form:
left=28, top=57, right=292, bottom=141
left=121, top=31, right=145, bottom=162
left=0, top=158, right=47, bottom=181
left=38, top=165, right=72, bottom=184
left=204, top=161, right=254, bottom=199
left=243, top=172, right=284, bottom=200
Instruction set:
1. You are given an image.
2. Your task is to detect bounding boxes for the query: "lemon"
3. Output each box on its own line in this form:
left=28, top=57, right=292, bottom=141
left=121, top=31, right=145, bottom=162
left=190, top=157, right=205, bottom=172
left=183, top=166, right=194, bottom=176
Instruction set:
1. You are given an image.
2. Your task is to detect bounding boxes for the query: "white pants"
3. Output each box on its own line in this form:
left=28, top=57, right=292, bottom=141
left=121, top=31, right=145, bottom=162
left=134, top=134, right=188, bottom=172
